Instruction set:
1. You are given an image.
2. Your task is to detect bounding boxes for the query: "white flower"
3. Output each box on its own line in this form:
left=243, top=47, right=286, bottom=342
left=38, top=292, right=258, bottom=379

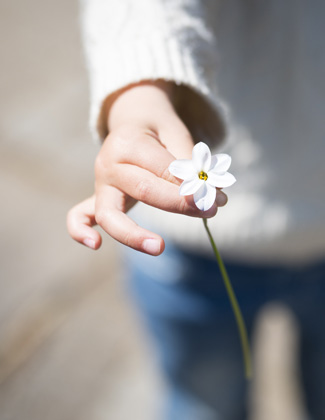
left=168, top=142, right=236, bottom=211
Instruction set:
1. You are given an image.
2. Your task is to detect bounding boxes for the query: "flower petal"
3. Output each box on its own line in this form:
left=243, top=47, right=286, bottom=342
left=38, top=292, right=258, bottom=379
left=193, top=183, right=216, bottom=211
left=207, top=171, right=236, bottom=188
left=168, top=159, right=196, bottom=180
left=179, top=177, right=203, bottom=196
left=210, top=153, right=232, bottom=173
left=192, top=142, right=211, bottom=173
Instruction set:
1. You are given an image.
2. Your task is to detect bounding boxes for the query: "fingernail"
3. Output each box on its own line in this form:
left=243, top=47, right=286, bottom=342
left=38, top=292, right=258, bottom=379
left=142, top=239, right=161, bottom=255
left=216, top=192, right=228, bottom=207
left=84, top=238, right=96, bottom=249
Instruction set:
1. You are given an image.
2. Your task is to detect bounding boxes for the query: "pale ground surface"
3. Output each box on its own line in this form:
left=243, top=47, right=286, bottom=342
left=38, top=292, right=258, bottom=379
left=0, top=1, right=307, bottom=419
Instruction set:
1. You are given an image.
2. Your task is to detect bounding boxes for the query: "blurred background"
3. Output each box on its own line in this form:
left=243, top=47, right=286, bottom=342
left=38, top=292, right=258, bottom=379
left=0, top=0, right=307, bottom=419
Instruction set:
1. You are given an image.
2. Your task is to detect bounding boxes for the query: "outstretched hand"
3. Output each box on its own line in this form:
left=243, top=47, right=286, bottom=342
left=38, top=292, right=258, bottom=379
left=67, top=82, right=228, bottom=255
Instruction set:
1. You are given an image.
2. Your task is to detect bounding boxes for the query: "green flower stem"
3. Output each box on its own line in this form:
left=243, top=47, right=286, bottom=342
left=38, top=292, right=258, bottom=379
left=203, top=218, right=252, bottom=379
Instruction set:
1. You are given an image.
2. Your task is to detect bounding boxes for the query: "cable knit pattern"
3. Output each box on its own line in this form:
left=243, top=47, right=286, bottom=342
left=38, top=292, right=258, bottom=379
left=80, top=0, right=325, bottom=264
left=80, top=0, right=226, bottom=142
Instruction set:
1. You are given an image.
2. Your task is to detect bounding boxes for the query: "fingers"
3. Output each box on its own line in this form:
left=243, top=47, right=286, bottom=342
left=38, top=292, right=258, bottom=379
left=109, top=163, right=219, bottom=217
left=75, top=125, right=229, bottom=255
left=97, top=132, right=226, bottom=217
left=67, top=196, right=102, bottom=250
left=95, top=185, right=165, bottom=256
left=101, top=130, right=179, bottom=185
left=67, top=190, right=165, bottom=255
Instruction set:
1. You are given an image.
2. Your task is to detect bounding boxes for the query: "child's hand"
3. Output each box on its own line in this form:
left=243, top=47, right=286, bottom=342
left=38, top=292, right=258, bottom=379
left=67, top=82, right=228, bottom=255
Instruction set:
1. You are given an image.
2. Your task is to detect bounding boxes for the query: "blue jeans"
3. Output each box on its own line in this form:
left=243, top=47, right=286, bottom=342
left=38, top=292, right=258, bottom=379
left=123, top=240, right=325, bottom=420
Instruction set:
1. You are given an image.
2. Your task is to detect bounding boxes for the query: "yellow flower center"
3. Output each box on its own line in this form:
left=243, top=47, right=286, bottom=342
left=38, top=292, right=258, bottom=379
left=198, top=171, right=208, bottom=181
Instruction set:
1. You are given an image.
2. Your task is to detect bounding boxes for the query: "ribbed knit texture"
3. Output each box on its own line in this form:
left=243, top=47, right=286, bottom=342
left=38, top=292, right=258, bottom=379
left=80, top=0, right=226, bottom=143
left=80, top=0, right=325, bottom=264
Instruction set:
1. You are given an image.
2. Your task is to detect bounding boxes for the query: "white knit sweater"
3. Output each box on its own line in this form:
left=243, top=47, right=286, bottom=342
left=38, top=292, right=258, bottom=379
left=80, top=0, right=325, bottom=265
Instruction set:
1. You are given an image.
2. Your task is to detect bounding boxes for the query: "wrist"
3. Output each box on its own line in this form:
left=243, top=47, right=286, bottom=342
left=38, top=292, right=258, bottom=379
left=107, top=80, right=177, bottom=132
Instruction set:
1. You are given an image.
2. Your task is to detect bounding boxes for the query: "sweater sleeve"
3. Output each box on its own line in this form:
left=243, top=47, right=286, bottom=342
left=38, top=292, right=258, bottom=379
left=80, top=0, right=227, bottom=144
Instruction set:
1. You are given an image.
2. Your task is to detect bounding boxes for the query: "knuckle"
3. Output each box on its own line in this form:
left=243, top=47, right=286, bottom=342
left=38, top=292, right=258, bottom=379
left=94, top=153, right=107, bottom=178
left=123, top=229, right=143, bottom=251
left=107, top=132, right=123, bottom=155
left=95, top=153, right=117, bottom=182
left=135, top=179, right=153, bottom=203
left=108, top=129, right=135, bottom=161
left=178, top=197, right=190, bottom=215
left=66, top=206, right=79, bottom=229
left=95, top=134, right=130, bottom=180
left=94, top=208, right=106, bottom=227
left=122, top=230, right=133, bottom=248
left=160, top=166, right=175, bottom=183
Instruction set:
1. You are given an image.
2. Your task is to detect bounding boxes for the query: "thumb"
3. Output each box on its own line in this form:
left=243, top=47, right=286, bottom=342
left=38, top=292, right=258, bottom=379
left=66, top=195, right=102, bottom=250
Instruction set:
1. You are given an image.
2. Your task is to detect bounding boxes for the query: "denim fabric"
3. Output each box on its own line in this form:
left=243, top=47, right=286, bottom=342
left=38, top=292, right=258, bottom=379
left=123, top=241, right=325, bottom=420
